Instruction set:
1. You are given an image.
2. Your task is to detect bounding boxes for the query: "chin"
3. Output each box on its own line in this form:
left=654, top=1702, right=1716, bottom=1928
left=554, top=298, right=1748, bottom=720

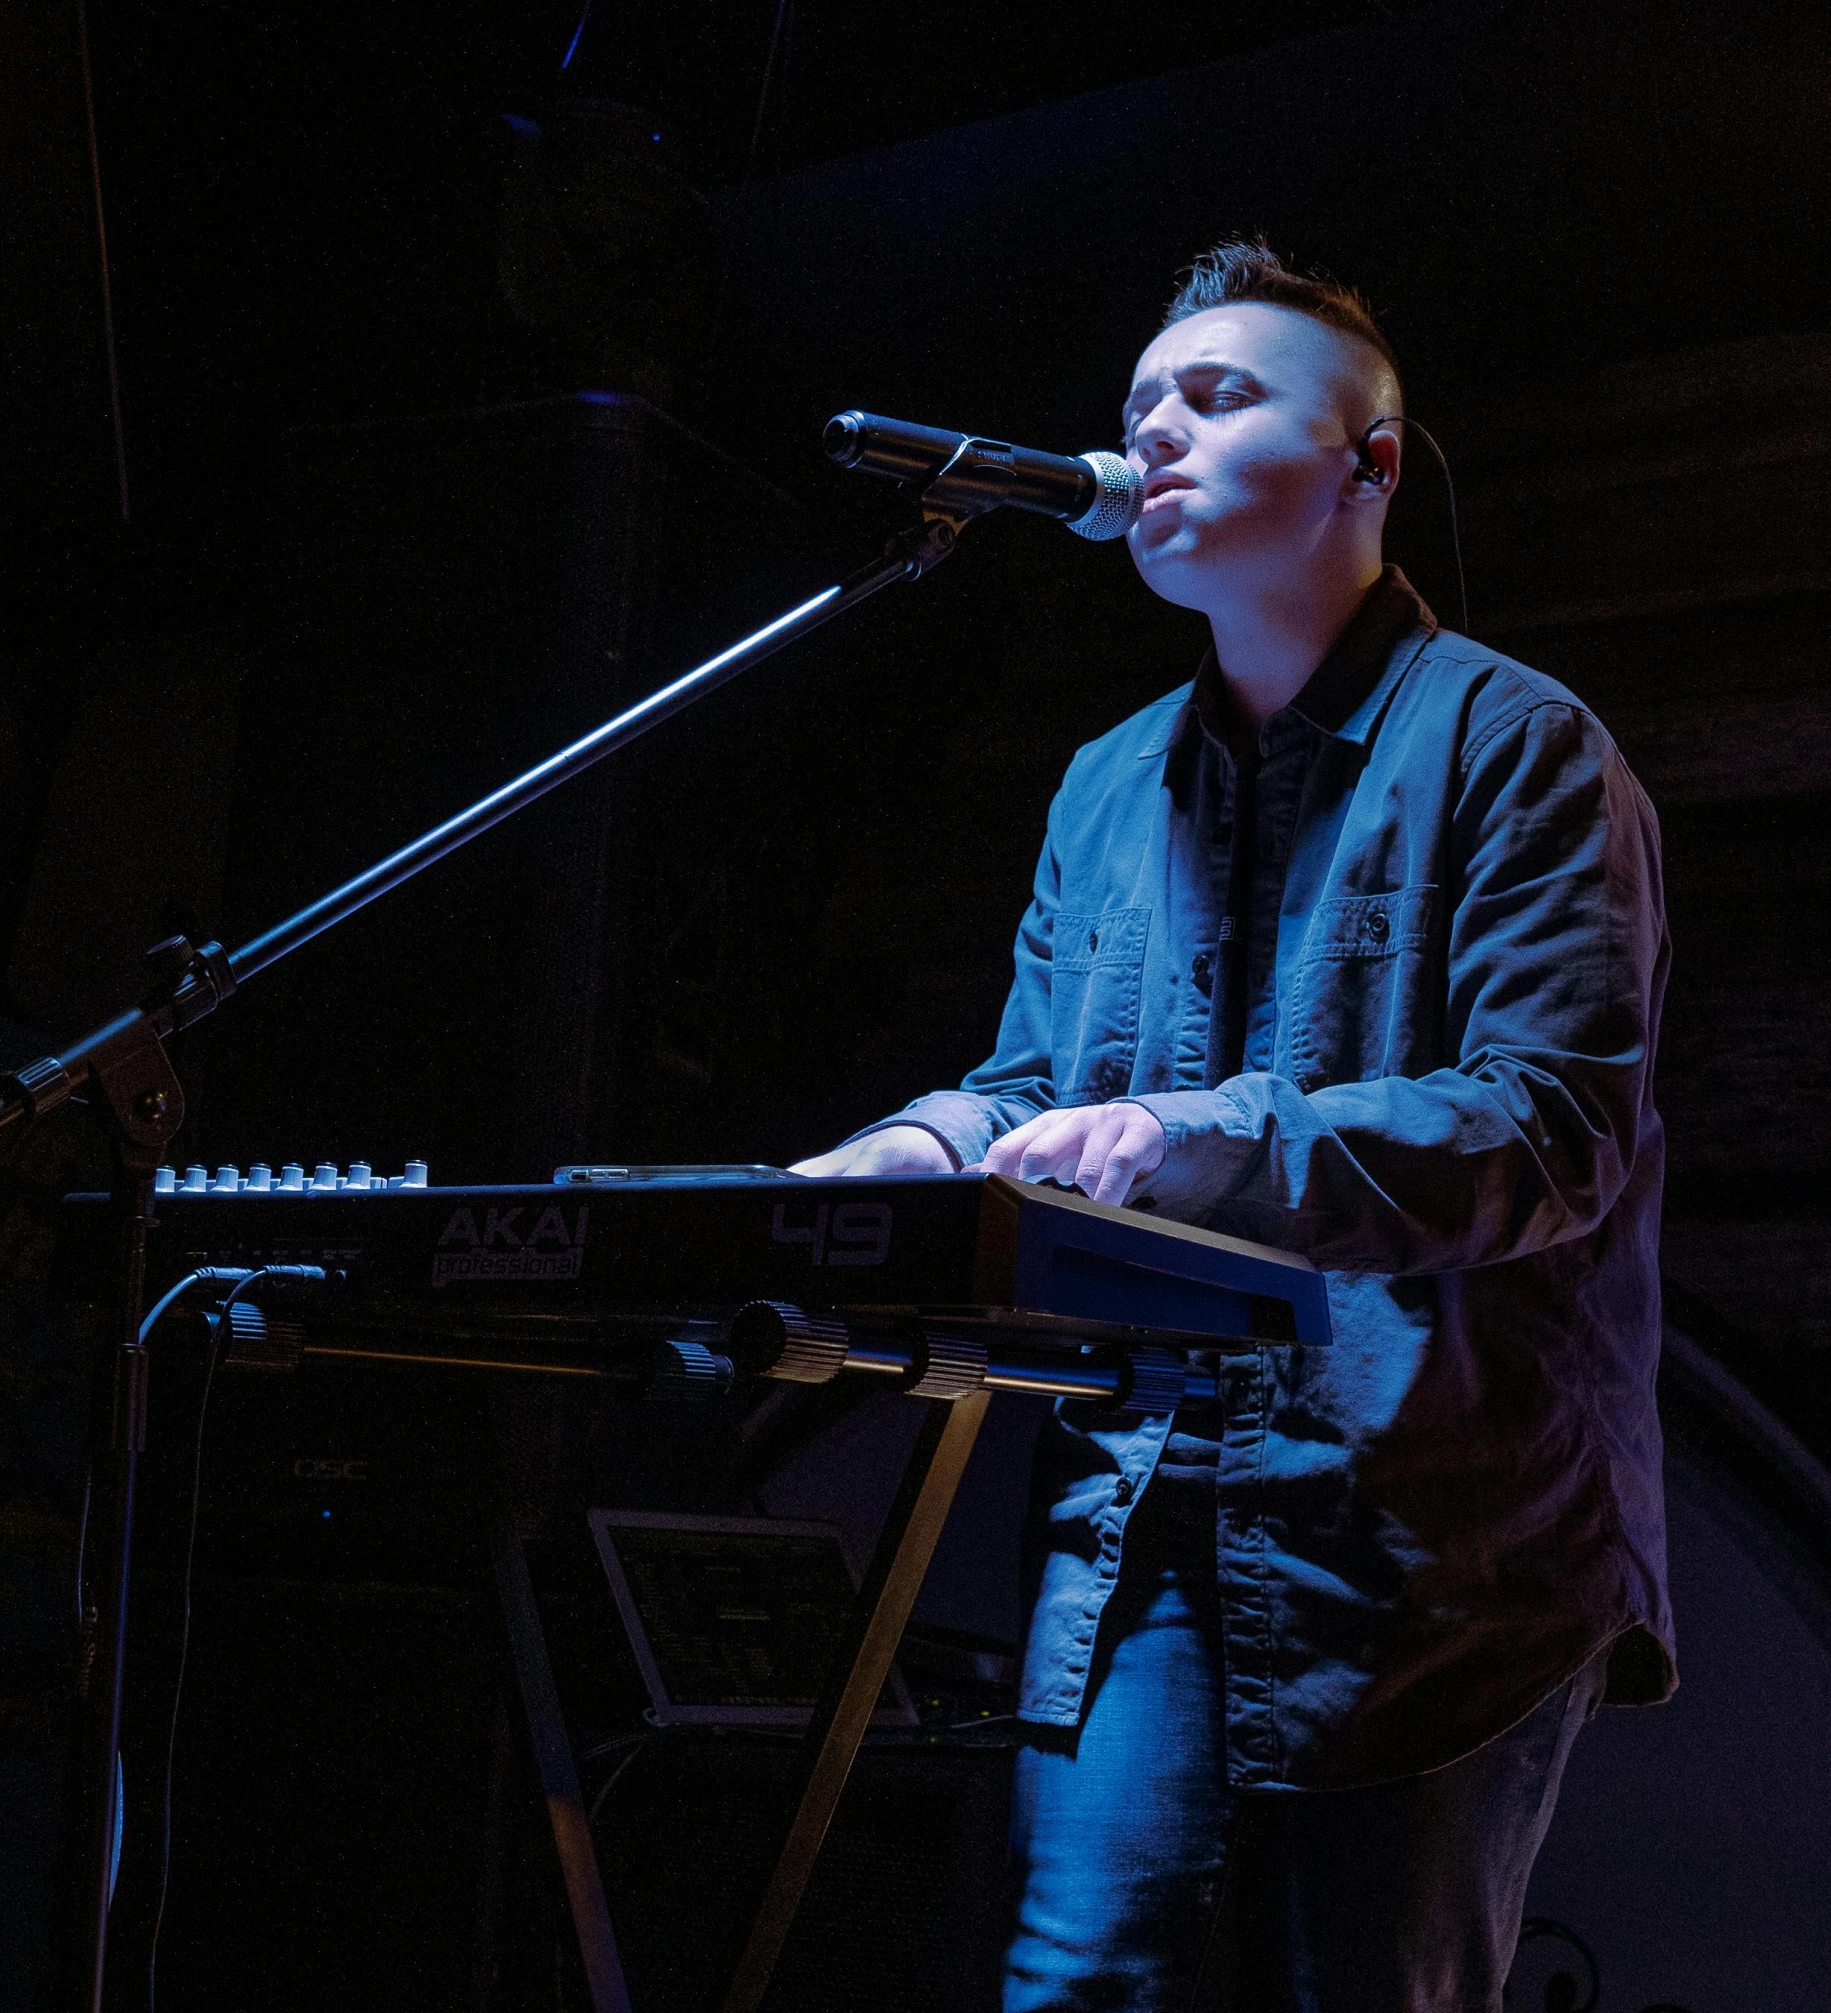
left=1127, top=537, right=1217, bottom=613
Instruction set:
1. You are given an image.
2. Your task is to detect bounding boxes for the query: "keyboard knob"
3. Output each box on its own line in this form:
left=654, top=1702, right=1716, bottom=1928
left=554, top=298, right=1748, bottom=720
left=728, top=1301, right=850, bottom=1384
left=647, top=1338, right=735, bottom=1404
left=314, top=1162, right=340, bottom=1191
left=280, top=1163, right=306, bottom=1192
left=246, top=1163, right=273, bottom=1191
left=1121, top=1349, right=1189, bottom=1414
left=907, top=1332, right=989, bottom=1400
left=403, top=1160, right=428, bottom=1189
left=213, top=1165, right=241, bottom=1192
left=182, top=1165, right=209, bottom=1194
left=347, top=1160, right=373, bottom=1190
left=155, top=1166, right=176, bottom=1194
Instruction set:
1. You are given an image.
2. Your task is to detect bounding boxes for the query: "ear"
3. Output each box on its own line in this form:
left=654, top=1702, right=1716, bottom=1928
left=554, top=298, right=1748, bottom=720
left=1346, top=423, right=1401, bottom=503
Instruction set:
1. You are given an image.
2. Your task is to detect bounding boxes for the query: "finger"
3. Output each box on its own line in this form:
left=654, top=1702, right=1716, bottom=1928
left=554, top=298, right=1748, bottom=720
left=987, top=1122, right=1068, bottom=1183
left=1071, top=1106, right=1132, bottom=1197
left=984, top=1109, right=1075, bottom=1177
left=979, top=1121, right=1032, bottom=1174
left=1090, top=1107, right=1167, bottom=1205
left=1018, top=1111, right=1101, bottom=1187
left=1090, top=1141, right=1143, bottom=1205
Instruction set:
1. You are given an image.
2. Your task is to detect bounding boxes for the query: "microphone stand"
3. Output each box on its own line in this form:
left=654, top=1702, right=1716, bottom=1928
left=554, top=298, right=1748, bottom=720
left=8, top=438, right=1029, bottom=2013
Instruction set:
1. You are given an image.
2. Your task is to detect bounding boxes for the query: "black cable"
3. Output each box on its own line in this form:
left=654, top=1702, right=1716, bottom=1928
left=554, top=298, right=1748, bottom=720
left=143, top=1266, right=323, bottom=2008
left=144, top=1271, right=269, bottom=2008
left=741, top=0, right=794, bottom=186
left=68, top=1267, right=250, bottom=1921
left=56, top=1265, right=270, bottom=1973
left=584, top=1728, right=660, bottom=1830
left=74, top=0, right=129, bottom=522
left=75, top=1466, right=91, bottom=1633
left=1362, top=414, right=1470, bottom=635
left=702, top=0, right=795, bottom=375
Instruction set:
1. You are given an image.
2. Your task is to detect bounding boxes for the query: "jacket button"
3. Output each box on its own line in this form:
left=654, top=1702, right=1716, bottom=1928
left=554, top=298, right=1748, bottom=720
left=1191, top=951, right=1213, bottom=992
left=1367, top=910, right=1390, bottom=943
left=1112, top=1476, right=1135, bottom=1505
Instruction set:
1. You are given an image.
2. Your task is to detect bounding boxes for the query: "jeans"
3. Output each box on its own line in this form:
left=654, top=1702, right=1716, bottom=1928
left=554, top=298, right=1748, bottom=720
left=1003, top=1419, right=1607, bottom=2012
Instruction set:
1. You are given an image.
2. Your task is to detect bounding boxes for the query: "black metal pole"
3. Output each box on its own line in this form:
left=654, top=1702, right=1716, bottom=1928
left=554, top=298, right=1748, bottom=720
left=230, top=540, right=934, bottom=984
left=2, top=526, right=951, bottom=1145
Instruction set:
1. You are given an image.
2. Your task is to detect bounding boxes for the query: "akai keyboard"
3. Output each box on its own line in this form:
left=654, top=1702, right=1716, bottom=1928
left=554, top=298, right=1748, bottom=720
left=63, top=1162, right=1329, bottom=1403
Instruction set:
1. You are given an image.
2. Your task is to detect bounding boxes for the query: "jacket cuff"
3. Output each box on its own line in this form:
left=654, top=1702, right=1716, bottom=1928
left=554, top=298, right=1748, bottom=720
left=1130, top=1085, right=1264, bottom=1219
left=838, top=1096, right=991, bottom=1169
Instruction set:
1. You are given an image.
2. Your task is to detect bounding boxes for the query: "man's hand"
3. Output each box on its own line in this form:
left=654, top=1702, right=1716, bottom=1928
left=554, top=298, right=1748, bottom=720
left=790, top=1126, right=957, bottom=1179
left=977, top=1102, right=1166, bottom=1206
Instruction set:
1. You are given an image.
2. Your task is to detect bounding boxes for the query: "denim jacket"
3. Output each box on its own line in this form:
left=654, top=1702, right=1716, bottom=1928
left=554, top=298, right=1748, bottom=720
left=868, top=570, right=1675, bottom=1790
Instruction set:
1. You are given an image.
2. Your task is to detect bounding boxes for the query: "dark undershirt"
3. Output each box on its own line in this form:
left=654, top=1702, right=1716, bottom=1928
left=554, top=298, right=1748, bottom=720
left=1206, top=741, right=1258, bottom=1090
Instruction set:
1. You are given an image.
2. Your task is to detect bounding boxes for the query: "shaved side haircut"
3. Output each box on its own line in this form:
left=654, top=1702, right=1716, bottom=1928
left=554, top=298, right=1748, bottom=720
left=1165, top=239, right=1403, bottom=414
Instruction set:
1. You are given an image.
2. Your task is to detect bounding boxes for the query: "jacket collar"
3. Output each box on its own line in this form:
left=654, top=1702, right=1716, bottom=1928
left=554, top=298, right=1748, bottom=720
left=1149, top=565, right=1437, bottom=762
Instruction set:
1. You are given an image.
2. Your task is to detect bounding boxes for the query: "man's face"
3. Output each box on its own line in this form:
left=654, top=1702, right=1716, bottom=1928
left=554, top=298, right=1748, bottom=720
left=1121, top=302, right=1377, bottom=608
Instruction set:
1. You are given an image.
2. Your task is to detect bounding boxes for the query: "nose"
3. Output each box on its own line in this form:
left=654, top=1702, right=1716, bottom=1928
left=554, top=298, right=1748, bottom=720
left=1130, top=397, right=1184, bottom=466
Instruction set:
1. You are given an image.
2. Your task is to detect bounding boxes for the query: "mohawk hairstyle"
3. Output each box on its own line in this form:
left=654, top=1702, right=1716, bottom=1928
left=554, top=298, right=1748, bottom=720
left=1163, top=239, right=1402, bottom=404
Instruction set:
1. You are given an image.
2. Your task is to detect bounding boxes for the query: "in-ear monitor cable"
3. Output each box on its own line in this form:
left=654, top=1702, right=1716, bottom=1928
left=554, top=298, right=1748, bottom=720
left=1358, top=415, right=1469, bottom=636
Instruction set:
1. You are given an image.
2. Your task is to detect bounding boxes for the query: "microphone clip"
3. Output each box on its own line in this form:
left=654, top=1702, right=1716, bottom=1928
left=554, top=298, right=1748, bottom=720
left=917, top=435, right=1021, bottom=531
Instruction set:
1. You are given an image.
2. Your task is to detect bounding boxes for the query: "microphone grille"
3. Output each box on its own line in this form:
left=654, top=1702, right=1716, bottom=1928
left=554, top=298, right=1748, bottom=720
left=1066, top=451, right=1142, bottom=541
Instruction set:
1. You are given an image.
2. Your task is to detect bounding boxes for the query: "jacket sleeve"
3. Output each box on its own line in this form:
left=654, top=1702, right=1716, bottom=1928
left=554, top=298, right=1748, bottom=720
left=1134, top=700, right=1669, bottom=1273
left=840, top=780, right=1067, bottom=1168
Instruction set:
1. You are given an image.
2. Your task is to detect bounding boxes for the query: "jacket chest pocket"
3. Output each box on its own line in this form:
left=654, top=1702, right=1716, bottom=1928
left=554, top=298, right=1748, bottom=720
left=1288, top=886, right=1440, bottom=1093
left=1053, top=906, right=1150, bottom=1104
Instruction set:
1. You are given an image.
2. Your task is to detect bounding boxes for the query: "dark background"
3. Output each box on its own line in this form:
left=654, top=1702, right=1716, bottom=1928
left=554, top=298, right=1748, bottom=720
left=5, top=0, right=1827, bottom=1309
left=3, top=0, right=1830, bottom=2006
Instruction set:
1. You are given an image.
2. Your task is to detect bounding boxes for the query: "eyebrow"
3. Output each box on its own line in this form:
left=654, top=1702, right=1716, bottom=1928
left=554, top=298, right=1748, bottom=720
left=1122, top=359, right=1267, bottom=429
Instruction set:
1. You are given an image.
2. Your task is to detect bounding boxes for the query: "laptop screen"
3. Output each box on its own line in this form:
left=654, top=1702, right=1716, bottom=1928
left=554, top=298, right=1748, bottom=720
left=588, top=1509, right=915, bottom=1726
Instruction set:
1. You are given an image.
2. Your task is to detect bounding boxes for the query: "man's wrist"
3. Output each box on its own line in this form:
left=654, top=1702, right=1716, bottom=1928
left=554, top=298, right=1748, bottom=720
left=1128, top=1086, right=1259, bottom=1215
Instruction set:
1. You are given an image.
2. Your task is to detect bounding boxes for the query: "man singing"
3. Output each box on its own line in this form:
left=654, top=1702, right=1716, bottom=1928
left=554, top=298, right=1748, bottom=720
left=794, top=240, right=1673, bottom=2011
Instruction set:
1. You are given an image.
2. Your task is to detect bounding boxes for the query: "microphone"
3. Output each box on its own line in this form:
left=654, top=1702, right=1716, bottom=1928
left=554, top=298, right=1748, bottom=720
left=824, top=410, right=1141, bottom=541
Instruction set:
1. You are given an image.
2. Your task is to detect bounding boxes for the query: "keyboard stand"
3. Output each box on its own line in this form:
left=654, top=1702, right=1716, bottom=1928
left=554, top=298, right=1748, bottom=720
left=490, top=1515, right=635, bottom=2013
left=490, top=1388, right=990, bottom=2013
left=721, top=1389, right=990, bottom=2013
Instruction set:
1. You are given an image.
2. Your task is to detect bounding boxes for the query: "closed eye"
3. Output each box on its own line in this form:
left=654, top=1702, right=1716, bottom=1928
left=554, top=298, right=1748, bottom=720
left=1122, top=363, right=1264, bottom=450
left=1123, top=389, right=1252, bottom=453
